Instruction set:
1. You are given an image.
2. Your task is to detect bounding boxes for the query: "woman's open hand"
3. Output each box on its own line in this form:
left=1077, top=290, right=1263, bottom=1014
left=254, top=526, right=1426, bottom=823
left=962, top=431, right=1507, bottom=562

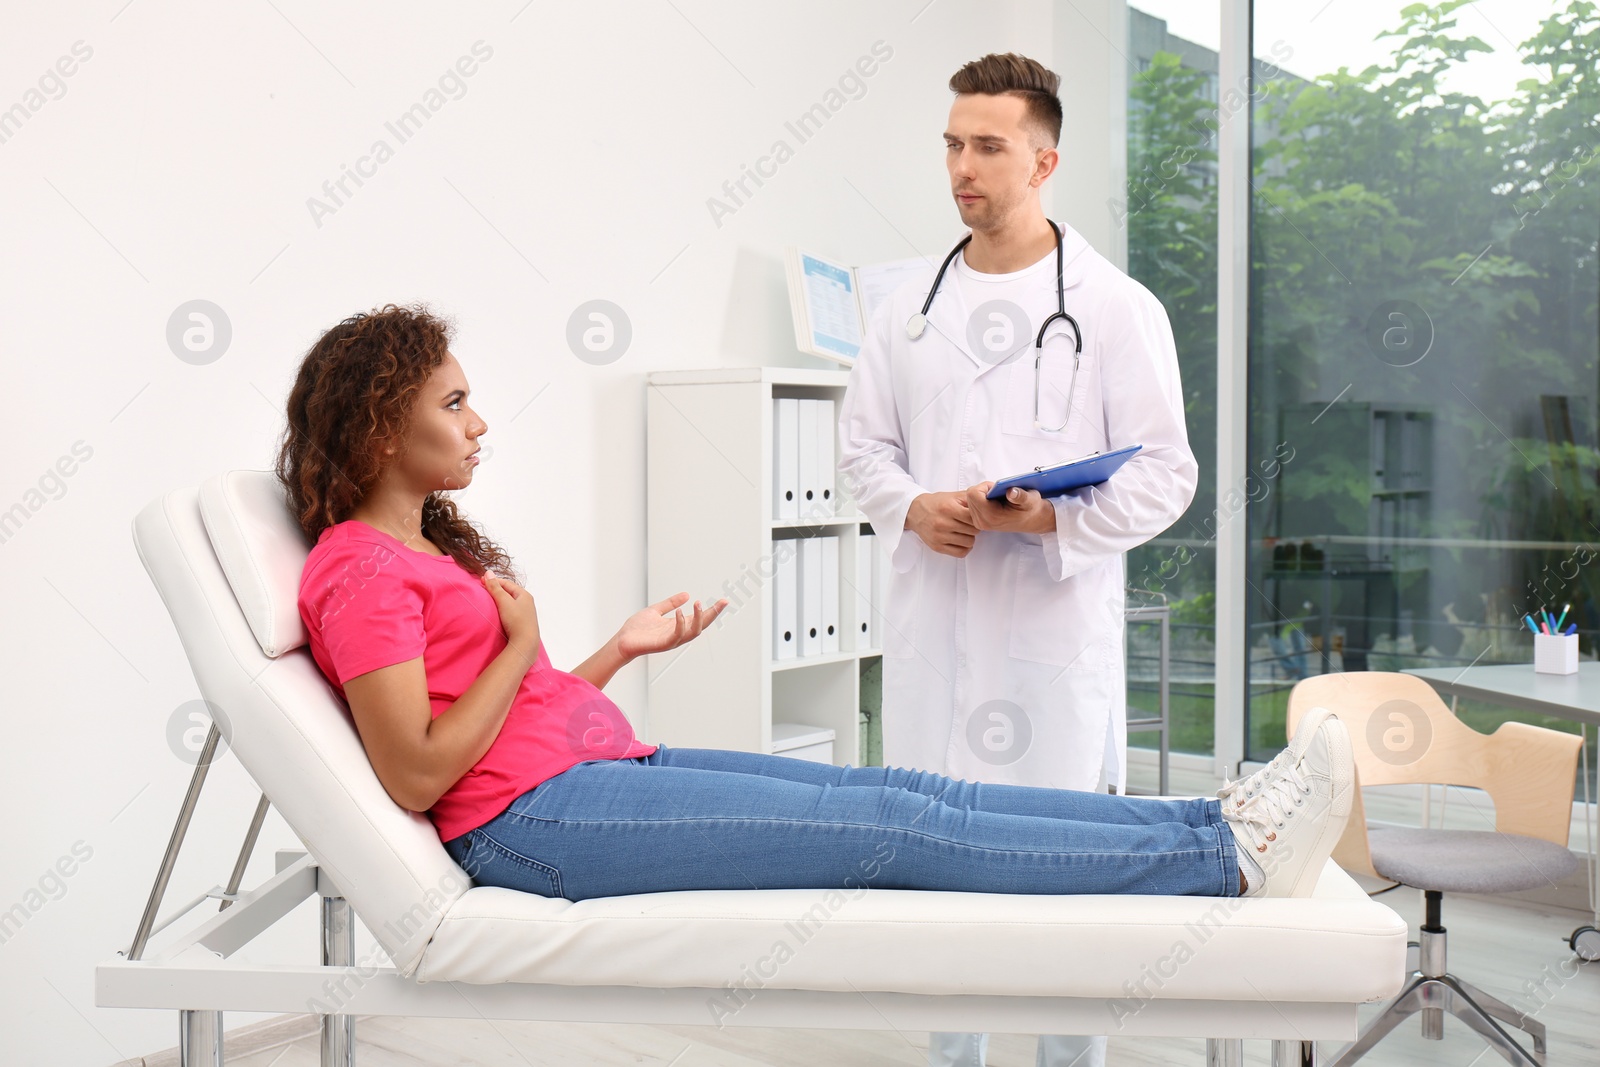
left=615, top=592, right=729, bottom=659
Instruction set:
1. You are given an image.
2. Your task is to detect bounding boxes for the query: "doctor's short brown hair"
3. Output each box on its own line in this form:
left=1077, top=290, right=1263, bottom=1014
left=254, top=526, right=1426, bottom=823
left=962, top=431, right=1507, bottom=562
left=948, top=53, right=1063, bottom=148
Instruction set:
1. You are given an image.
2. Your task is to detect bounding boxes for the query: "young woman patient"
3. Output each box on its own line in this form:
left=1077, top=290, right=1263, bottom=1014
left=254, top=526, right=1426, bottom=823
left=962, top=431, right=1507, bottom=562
left=282, top=303, right=1353, bottom=904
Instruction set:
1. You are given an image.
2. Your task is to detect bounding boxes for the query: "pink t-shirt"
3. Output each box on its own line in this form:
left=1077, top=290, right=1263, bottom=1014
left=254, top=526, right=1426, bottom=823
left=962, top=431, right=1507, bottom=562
left=296, top=519, right=656, bottom=842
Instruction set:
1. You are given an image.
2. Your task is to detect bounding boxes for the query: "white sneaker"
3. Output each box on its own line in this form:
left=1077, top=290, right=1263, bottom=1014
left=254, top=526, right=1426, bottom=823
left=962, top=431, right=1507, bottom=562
left=1223, top=713, right=1354, bottom=898
left=1217, top=704, right=1334, bottom=818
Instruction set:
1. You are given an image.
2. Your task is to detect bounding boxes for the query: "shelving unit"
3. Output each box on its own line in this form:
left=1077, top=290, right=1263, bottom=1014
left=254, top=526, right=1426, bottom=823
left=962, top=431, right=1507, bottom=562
left=1271, top=400, right=1433, bottom=562
left=1266, top=401, right=1433, bottom=673
left=645, top=368, right=878, bottom=765
left=1368, top=405, right=1433, bottom=569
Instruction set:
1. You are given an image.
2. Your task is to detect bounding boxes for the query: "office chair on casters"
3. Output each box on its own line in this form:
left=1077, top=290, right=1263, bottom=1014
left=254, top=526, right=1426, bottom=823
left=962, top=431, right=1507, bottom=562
left=1288, top=672, right=1582, bottom=1067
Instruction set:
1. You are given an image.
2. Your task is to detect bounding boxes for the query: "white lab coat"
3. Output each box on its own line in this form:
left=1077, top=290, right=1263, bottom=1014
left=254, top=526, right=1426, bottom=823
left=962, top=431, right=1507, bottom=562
left=838, top=220, right=1198, bottom=793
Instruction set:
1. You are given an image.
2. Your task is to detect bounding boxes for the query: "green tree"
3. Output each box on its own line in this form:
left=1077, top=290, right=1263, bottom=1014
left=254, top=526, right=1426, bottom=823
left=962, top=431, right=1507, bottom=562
left=1124, top=0, right=1598, bottom=759
left=1124, top=50, right=1220, bottom=613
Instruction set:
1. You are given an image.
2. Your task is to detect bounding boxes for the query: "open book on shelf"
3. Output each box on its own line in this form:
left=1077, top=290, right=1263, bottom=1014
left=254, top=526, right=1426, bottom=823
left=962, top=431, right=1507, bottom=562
left=783, top=247, right=929, bottom=366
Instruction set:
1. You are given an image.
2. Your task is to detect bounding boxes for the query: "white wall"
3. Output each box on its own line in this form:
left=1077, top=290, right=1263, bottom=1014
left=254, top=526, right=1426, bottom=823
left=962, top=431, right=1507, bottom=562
left=1054, top=0, right=1129, bottom=267
left=0, top=2, right=1117, bottom=1061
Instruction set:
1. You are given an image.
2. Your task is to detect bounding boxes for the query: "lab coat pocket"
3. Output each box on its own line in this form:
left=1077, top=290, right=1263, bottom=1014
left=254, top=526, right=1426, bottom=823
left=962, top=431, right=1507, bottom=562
left=882, top=617, right=918, bottom=658
left=1001, top=358, right=1084, bottom=450
left=1007, top=549, right=1108, bottom=670
left=879, top=556, right=919, bottom=659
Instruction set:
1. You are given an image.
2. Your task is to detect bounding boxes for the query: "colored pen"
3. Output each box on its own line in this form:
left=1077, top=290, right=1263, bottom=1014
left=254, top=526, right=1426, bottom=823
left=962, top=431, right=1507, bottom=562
left=1555, top=603, right=1570, bottom=631
left=1564, top=623, right=1578, bottom=636
left=1525, top=615, right=1541, bottom=635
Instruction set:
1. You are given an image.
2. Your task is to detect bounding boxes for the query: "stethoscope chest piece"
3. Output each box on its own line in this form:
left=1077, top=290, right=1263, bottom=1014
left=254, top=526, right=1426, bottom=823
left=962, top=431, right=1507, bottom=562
left=906, top=313, right=928, bottom=340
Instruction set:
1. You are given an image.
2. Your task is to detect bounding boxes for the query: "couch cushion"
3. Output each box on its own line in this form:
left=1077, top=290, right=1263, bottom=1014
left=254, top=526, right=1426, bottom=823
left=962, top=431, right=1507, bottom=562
left=417, top=860, right=1407, bottom=1006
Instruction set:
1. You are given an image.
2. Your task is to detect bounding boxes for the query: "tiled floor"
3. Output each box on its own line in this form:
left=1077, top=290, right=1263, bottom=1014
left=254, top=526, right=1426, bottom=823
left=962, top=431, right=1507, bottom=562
left=117, top=888, right=1599, bottom=1067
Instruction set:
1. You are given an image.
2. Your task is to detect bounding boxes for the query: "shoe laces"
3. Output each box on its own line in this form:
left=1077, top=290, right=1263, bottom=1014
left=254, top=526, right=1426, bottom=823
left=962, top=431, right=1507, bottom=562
left=1217, top=747, right=1294, bottom=814
left=1225, top=761, right=1313, bottom=857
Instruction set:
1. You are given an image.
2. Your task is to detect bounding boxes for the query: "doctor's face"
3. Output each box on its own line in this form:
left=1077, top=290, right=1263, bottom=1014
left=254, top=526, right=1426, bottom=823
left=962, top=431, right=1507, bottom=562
left=944, top=93, right=1054, bottom=232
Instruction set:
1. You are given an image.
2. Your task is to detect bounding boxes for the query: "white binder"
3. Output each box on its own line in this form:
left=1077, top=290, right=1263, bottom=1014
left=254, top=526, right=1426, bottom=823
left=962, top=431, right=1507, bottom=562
left=813, top=398, right=836, bottom=515
left=821, top=535, right=839, bottom=654
left=855, top=531, right=876, bottom=651
left=798, top=399, right=820, bottom=515
left=799, top=534, right=823, bottom=657
left=773, top=539, right=798, bottom=661
left=773, top=398, right=799, bottom=522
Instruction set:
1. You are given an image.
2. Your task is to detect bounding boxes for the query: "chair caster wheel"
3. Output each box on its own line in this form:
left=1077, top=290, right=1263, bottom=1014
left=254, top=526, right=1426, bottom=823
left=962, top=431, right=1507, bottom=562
left=1571, top=925, right=1600, bottom=962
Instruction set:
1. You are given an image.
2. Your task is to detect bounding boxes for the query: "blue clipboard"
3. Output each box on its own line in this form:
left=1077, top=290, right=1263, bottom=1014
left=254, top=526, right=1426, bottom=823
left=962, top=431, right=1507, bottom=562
left=985, top=444, right=1143, bottom=501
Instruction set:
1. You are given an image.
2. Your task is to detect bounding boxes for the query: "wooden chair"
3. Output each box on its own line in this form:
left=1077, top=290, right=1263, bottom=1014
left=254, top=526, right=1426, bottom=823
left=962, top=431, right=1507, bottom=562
left=1289, top=672, right=1582, bottom=1067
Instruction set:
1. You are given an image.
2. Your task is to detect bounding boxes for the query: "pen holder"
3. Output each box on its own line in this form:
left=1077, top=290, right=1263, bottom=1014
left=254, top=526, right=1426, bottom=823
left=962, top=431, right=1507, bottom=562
left=1533, top=633, right=1579, bottom=675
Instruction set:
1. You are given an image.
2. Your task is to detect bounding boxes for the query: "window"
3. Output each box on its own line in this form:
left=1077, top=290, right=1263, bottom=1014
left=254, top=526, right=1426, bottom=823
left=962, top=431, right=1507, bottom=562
left=1246, top=1, right=1598, bottom=783
left=1125, top=3, right=1225, bottom=768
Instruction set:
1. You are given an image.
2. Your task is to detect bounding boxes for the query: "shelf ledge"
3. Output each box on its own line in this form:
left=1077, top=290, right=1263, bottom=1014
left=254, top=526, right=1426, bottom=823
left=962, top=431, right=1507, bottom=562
left=770, top=651, right=863, bottom=672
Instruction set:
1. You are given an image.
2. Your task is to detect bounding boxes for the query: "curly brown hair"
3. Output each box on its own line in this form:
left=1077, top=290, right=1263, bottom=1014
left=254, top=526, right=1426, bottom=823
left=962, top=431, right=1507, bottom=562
left=274, top=302, right=521, bottom=582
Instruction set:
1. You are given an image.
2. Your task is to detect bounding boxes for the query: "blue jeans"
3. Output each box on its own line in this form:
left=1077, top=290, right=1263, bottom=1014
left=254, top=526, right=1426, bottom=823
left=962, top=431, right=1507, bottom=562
left=442, top=745, right=1242, bottom=901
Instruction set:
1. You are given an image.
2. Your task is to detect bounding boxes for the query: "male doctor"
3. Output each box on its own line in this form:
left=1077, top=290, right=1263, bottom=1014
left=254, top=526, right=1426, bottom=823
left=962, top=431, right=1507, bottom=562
left=837, top=53, right=1198, bottom=1067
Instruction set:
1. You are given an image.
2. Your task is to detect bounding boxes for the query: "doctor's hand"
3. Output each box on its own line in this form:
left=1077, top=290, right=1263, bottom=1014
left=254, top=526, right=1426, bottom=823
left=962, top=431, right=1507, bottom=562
left=906, top=492, right=979, bottom=558
left=614, top=592, right=729, bottom=659
left=966, top=482, right=1057, bottom=536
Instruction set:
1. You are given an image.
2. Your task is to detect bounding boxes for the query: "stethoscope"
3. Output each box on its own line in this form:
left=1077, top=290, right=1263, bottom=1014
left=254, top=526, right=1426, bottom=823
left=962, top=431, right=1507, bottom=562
left=906, top=218, right=1083, bottom=433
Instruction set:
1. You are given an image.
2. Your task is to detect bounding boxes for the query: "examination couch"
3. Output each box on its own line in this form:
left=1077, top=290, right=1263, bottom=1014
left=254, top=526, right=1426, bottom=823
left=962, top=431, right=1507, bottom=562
left=95, top=469, right=1410, bottom=1066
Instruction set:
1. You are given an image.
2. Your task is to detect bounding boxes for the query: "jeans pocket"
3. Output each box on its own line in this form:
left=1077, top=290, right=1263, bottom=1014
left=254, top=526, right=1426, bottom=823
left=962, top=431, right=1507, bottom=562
left=443, top=829, right=477, bottom=876
left=469, top=828, right=564, bottom=899
left=444, top=828, right=497, bottom=887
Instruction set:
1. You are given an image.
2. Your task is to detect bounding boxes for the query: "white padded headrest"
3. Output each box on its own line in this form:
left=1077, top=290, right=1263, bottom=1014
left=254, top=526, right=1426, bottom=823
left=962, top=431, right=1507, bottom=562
left=198, top=469, right=313, bottom=658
